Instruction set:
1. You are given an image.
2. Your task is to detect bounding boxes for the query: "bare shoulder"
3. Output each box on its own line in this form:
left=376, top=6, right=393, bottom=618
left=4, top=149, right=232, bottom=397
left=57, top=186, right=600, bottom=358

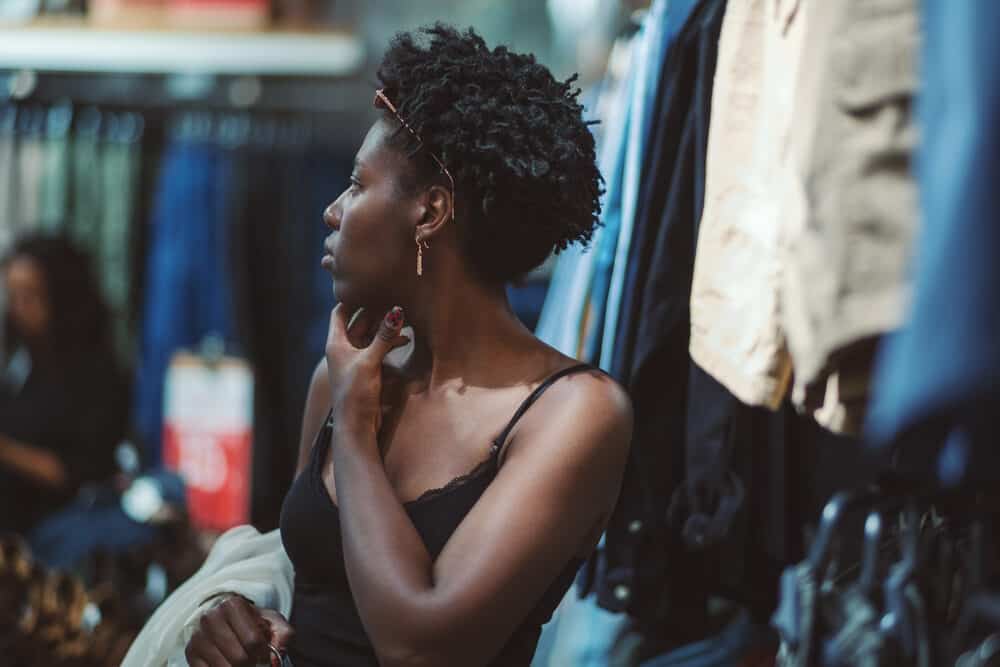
left=507, top=361, right=633, bottom=467
left=543, top=366, right=632, bottom=443
left=532, top=344, right=631, bottom=428
left=496, top=362, right=632, bottom=545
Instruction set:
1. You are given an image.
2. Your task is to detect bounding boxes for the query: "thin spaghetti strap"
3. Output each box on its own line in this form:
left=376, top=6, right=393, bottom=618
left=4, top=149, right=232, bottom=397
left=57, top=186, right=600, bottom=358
left=312, top=409, right=336, bottom=463
left=490, top=363, right=597, bottom=456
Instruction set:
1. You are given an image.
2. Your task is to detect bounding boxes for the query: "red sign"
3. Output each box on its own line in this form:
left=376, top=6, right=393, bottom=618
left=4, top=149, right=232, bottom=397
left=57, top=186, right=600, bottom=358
left=162, top=353, right=254, bottom=532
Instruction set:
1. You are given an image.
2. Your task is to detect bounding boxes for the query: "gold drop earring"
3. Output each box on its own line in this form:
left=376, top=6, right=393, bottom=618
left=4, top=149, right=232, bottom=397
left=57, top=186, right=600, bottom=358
left=416, top=236, right=430, bottom=276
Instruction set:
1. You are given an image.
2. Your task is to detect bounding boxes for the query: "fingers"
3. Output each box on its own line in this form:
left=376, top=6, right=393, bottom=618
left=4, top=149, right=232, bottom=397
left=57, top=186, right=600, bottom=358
left=331, top=304, right=382, bottom=351
left=185, top=596, right=270, bottom=667
left=198, top=609, right=252, bottom=665
left=346, top=307, right=376, bottom=348
left=366, top=306, right=409, bottom=360
left=259, top=609, right=295, bottom=651
left=326, top=303, right=351, bottom=350
left=186, top=625, right=235, bottom=667
left=221, top=597, right=269, bottom=661
left=187, top=639, right=231, bottom=667
left=332, top=304, right=410, bottom=366
left=378, top=307, right=404, bottom=342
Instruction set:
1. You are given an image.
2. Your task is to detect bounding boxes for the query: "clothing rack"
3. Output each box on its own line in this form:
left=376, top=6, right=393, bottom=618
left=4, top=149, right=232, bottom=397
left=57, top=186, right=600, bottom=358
left=0, top=69, right=376, bottom=124
left=0, top=80, right=357, bottom=528
left=773, top=483, right=1000, bottom=665
left=0, top=21, right=374, bottom=120
left=0, top=23, right=365, bottom=76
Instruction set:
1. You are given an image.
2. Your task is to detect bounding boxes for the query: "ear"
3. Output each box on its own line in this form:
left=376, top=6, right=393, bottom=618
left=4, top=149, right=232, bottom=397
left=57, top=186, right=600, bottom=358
left=415, top=183, right=453, bottom=243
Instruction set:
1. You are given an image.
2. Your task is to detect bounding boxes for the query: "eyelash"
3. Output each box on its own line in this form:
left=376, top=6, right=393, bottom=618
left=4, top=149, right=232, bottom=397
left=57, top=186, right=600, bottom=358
left=348, top=176, right=361, bottom=192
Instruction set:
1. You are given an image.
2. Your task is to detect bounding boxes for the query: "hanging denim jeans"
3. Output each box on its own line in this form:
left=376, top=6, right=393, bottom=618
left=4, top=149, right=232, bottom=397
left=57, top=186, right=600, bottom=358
left=135, top=140, right=236, bottom=465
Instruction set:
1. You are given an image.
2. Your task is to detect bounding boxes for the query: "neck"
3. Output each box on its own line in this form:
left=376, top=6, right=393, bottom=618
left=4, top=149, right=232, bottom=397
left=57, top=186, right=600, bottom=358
left=400, top=265, right=537, bottom=390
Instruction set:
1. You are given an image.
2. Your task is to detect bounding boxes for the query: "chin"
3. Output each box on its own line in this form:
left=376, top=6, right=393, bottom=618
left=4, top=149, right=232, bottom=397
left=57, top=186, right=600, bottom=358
left=331, top=281, right=351, bottom=308
left=331, top=281, right=367, bottom=314
left=332, top=274, right=400, bottom=315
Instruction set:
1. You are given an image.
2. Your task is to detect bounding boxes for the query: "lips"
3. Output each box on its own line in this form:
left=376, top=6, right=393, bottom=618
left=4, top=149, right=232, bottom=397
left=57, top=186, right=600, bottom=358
left=321, top=240, right=336, bottom=271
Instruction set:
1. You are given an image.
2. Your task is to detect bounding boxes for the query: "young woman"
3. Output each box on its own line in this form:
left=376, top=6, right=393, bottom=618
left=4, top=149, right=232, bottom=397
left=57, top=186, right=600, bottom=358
left=0, top=234, right=128, bottom=535
left=185, top=24, right=632, bottom=667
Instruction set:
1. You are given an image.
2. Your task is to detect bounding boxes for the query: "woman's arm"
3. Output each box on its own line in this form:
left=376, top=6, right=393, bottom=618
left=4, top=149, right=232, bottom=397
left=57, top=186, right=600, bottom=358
left=295, top=358, right=332, bottom=475
left=335, top=377, right=630, bottom=666
left=0, top=434, right=68, bottom=488
left=327, top=306, right=632, bottom=666
left=0, top=367, right=127, bottom=492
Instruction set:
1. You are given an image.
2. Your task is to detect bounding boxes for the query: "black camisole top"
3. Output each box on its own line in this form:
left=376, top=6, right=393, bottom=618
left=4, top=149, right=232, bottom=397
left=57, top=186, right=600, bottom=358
left=279, top=364, right=594, bottom=666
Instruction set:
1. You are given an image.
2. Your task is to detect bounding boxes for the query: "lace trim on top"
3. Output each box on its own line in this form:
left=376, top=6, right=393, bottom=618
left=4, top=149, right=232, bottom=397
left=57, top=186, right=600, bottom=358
left=406, top=443, right=501, bottom=505
left=316, top=422, right=503, bottom=509
left=318, top=361, right=592, bottom=509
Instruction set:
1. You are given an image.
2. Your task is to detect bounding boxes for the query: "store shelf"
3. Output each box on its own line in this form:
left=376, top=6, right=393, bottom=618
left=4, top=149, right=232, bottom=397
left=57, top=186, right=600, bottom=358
left=0, top=23, right=366, bottom=76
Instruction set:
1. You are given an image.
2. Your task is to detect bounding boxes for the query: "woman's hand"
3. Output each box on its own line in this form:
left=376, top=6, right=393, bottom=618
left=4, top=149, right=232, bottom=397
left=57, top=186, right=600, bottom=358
left=324, top=304, right=408, bottom=438
left=0, top=434, right=68, bottom=488
left=184, top=594, right=293, bottom=667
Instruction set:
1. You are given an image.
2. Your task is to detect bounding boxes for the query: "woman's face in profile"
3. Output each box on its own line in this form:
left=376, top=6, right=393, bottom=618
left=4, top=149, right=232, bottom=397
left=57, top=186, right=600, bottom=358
left=4, top=256, right=50, bottom=341
left=322, top=119, right=422, bottom=312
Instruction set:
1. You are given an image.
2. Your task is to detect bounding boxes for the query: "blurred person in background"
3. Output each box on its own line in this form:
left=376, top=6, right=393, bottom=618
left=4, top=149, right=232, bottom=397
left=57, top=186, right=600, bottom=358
left=0, top=233, right=129, bottom=536
left=184, top=24, right=632, bottom=667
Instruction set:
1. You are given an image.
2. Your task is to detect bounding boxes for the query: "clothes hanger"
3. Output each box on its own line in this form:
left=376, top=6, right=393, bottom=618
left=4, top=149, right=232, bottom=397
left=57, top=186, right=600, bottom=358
left=75, top=105, right=103, bottom=141
left=109, top=110, right=143, bottom=145
left=772, top=488, right=887, bottom=663
left=878, top=500, right=934, bottom=665
left=808, top=487, right=887, bottom=579
left=949, top=512, right=1000, bottom=662
left=0, top=104, right=17, bottom=135
left=44, top=101, right=73, bottom=140
left=859, top=509, right=885, bottom=599
left=15, top=104, right=46, bottom=138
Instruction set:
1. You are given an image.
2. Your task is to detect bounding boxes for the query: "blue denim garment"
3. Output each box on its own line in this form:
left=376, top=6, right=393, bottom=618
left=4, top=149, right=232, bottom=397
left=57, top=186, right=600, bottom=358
left=639, top=609, right=757, bottom=667
left=134, top=141, right=236, bottom=466
left=302, top=152, right=341, bottom=363
left=532, top=584, right=644, bottom=667
left=28, top=470, right=185, bottom=570
left=866, top=0, right=1000, bottom=482
left=535, top=61, right=635, bottom=356
left=507, top=281, right=549, bottom=332
left=580, top=48, right=636, bottom=365
left=610, top=0, right=705, bottom=382
left=537, top=3, right=723, bottom=663
left=593, top=0, right=727, bottom=635
left=535, top=241, right=594, bottom=355
left=227, top=145, right=346, bottom=529
left=598, top=0, right=702, bottom=372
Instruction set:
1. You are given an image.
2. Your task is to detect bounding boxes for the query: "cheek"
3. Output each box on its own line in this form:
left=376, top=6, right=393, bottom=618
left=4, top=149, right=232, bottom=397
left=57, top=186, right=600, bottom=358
left=334, top=193, right=412, bottom=300
left=347, top=194, right=413, bottom=264
left=33, top=300, right=50, bottom=327
left=24, top=297, right=48, bottom=328
left=10, top=296, right=47, bottom=333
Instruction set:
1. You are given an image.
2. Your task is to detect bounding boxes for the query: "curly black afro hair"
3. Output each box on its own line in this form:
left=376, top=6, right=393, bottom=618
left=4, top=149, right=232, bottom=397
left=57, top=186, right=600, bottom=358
left=2, top=233, right=116, bottom=372
left=376, top=24, right=603, bottom=284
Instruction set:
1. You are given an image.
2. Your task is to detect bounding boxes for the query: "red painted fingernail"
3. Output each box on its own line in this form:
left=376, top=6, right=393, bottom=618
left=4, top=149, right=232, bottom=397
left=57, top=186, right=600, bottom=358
left=386, top=306, right=404, bottom=329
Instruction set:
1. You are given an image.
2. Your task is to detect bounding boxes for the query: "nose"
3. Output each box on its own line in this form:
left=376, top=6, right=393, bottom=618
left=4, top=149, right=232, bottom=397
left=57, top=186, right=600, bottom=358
left=323, top=201, right=339, bottom=230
